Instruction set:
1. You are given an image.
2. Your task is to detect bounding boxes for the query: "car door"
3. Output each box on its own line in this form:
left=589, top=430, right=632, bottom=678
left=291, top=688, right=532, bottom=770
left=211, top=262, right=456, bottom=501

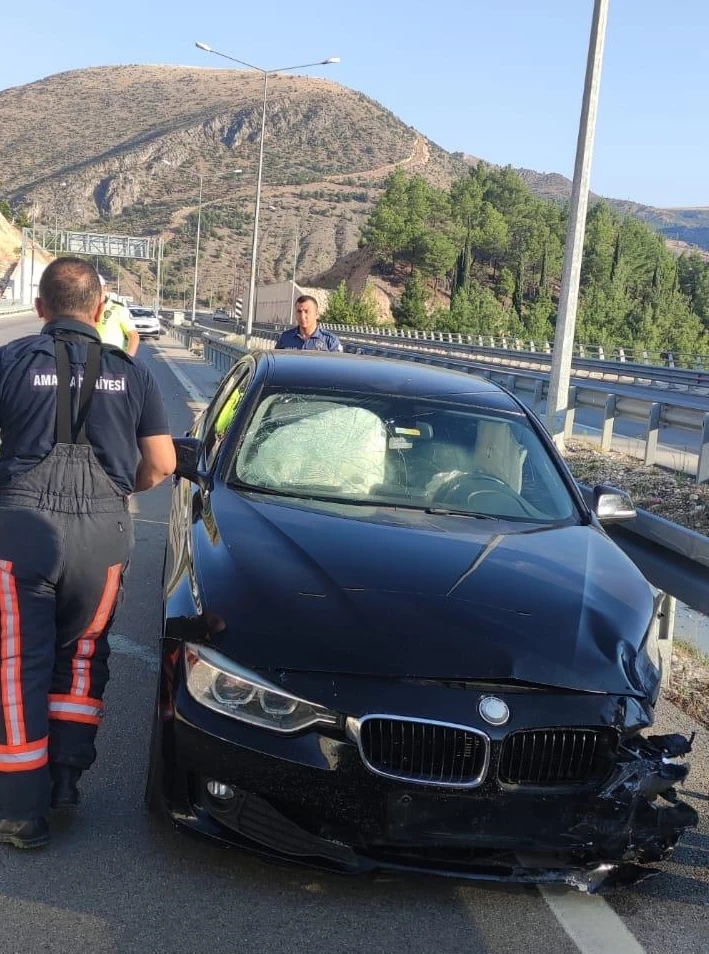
left=165, top=358, right=255, bottom=596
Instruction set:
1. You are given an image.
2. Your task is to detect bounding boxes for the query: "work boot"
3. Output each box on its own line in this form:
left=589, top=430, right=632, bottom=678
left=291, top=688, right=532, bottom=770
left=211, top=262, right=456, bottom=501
left=0, top=817, right=50, bottom=849
left=50, top=765, right=82, bottom=809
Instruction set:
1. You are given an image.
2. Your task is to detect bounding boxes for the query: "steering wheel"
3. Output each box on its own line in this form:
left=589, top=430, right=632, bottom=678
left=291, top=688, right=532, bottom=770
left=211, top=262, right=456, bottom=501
left=430, top=472, right=510, bottom=505
left=429, top=472, right=539, bottom=519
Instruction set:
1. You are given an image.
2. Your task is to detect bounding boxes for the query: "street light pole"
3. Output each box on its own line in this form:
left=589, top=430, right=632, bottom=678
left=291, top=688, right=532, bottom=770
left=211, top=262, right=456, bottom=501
left=290, top=217, right=300, bottom=321
left=195, top=43, right=340, bottom=345
left=545, top=0, right=610, bottom=448
left=191, top=173, right=204, bottom=324
left=190, top=168, right=241, bottom=324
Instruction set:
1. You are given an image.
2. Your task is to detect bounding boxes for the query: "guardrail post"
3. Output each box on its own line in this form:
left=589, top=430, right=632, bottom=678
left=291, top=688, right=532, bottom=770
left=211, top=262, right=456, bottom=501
left=532, top=379, right=544, bottom=412
left=697, top=412, right=709, bottom=484
left=657, top=593, right=675, bottom=689
left=617, top=347, right=626, bottom=363
left=666, top=351, right=675, bottom=368
left=501, top=336, right=508, bottom=349
left=578, top=343, right=585, bottom=358
left=543, top=340, right=551, bottom=354
left=597, top=345, right=604, bottom=361
left=529, top=339, right=536, bottom=353
left=563, top=386, right=577, bottom=441
left=644, top=402, right=661, bottom=466
left=601, top=393, right=617, bottom=452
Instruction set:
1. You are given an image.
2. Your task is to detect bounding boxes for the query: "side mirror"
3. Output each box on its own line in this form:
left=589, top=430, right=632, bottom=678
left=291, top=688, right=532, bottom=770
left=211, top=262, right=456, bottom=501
left=173, top=437, right=208, bottom=490
left=592, top=484, right=636, bottom=523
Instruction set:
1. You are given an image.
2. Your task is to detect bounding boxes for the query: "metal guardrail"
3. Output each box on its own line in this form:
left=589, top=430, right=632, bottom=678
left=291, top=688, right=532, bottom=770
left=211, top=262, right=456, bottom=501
left=169, top=321, right=709, bottom=482
left=162, top=321, right=709, bottom=637
left=337, top=336, right=709, bottom=484
left=326, top=328, right=709, bottom=393
left=325, top=325, right=709, bottom=372
left=0, top=301, right=31, bottom=316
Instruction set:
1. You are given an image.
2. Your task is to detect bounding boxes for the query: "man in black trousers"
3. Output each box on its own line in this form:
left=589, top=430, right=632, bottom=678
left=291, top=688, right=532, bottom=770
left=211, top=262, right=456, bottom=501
left=0, top=257, right=175, bottom=848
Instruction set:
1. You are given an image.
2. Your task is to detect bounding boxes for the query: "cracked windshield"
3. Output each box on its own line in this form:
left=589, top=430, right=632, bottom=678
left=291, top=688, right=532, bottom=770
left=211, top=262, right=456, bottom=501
left=233, top=390, right=576, bottom=521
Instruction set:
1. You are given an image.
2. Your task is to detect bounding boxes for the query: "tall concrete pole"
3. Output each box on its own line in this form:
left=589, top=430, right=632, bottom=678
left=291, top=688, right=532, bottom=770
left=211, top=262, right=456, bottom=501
left=545, top=0, right=610, bottom=448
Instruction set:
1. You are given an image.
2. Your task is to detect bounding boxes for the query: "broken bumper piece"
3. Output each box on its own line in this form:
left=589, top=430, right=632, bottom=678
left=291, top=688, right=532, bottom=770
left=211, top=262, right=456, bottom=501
left=169, top=730, right=699, bottom=894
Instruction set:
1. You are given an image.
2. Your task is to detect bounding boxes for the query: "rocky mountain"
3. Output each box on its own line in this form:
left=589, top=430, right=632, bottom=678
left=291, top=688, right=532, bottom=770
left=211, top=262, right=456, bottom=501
left=0, top=65, right=463, bottom=306
left=516, top=168, right=709, bottom=252
left=2, top=65, right=708, bottom=309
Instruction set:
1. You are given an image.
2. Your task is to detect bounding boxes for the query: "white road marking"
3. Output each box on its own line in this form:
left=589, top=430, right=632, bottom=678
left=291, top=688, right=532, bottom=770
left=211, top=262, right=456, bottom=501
left=159, top=352, right=208, bottom=404
left=539, top=886, right=648, bottom=954
left=108, top=632, right=159, bottom=672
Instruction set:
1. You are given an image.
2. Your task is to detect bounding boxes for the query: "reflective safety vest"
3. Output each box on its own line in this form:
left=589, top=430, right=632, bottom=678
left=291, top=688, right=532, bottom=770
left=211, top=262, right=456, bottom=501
left=98, top=298, right=135, bottom=350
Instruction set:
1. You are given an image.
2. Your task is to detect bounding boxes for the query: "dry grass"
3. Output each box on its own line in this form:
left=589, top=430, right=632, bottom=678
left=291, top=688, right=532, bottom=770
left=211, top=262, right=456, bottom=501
left=564, top=438, right=709, bottom=727
left=668, top=641, right=709, bottom=727
left=564, top=438, right=709, bottom=534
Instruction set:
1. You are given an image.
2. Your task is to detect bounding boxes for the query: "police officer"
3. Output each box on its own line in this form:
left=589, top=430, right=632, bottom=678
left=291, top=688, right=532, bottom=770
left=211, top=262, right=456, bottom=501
left=0, top=257, right=176, bottom=849
left=97, top=274, right=140, bottom=357
left=275, top=295, right=343, bottom=351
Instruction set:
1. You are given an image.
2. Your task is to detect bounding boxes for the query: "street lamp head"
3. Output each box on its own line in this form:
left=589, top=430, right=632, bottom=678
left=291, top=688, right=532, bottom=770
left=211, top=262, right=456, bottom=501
left=324, top=57, right=341, bottom=64
left=195, top=42, right=212, bottom=52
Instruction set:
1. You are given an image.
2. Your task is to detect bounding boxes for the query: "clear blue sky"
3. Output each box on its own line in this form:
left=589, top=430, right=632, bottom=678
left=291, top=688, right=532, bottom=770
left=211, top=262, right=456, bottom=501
left=2, top=0, right=707, bottom=208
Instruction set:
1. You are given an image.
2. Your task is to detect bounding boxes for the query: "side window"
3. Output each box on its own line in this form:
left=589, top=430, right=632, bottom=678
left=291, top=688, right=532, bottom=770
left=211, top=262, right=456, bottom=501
left=202, top=362, right=253, bottom=470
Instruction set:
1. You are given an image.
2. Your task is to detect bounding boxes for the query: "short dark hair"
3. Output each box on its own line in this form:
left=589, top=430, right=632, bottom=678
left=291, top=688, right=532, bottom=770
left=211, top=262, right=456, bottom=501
left=295, top=294, right=319, bottom=311
left=38, top=257, right=101, bottom=320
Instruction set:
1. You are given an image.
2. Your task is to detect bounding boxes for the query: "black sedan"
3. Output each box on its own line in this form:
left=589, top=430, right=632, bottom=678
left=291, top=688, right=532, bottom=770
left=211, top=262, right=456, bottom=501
left=147, top=351, right=697, bottom=891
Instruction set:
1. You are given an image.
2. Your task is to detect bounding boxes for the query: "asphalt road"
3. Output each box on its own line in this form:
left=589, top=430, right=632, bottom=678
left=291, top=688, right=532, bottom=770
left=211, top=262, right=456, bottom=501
left=0, top=314, right=706, bottom=954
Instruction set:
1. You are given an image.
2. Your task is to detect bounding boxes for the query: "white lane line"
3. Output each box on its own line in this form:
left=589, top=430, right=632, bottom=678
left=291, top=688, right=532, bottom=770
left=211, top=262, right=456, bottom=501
left=160, top=352, right=208, bottom=404
left=538, top=886, right=647, bottom=954
left=108, top=633, right=159, bottom=672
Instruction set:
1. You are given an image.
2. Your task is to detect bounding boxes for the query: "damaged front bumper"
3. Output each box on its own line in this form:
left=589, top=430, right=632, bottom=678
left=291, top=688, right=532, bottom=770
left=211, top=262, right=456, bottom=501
left=165, top=713, right=699, bottom=893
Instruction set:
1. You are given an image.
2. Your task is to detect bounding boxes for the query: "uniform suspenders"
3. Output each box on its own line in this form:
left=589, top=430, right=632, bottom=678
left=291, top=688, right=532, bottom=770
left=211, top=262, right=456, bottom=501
left=54, top=338, right=102, bottom=445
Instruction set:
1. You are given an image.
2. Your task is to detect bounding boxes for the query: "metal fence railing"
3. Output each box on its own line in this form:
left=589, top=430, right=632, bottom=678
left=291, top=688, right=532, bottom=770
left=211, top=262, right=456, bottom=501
left=325, top=325, right=709, bottom=371
left=325, top=328, right=709, bottom=394
left=163, top=321, right=709, bottom=484
left=0, top=300, right=31, bottom=316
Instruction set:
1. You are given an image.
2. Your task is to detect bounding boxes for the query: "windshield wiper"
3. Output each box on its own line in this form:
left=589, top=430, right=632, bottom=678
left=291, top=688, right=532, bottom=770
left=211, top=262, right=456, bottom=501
left=228, top=481, right=396, bottom=507
left=425, top=507, right=499, bottom=519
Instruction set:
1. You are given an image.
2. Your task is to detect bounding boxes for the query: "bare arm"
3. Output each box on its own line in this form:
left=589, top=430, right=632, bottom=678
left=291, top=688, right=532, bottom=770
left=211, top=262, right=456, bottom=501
left=135, top=435, right=176, bottom=492
left=125, top=329, right=141, bottom=357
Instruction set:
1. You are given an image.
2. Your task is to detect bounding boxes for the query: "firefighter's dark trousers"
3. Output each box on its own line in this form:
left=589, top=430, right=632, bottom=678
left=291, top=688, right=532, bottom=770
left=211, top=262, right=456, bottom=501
left=0, top=500, right=133, bottom=819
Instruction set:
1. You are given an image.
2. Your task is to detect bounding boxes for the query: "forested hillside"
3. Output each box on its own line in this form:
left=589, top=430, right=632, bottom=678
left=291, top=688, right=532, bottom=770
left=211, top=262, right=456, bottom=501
left=352, top=166, right=709, bottom=355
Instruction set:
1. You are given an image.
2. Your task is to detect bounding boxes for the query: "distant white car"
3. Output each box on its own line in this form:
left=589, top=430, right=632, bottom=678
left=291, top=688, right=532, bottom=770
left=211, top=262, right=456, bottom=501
left=129, top=307, right=161, bottom=340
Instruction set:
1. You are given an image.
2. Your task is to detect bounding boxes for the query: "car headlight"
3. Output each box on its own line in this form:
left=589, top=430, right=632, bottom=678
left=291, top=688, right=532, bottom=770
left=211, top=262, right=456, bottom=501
left=184, top=643, right=340, bottom=733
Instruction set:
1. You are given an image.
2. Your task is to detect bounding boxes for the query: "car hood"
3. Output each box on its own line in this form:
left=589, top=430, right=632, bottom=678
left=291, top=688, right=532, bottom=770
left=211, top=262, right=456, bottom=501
left=193, top=491, right=656, bottom=695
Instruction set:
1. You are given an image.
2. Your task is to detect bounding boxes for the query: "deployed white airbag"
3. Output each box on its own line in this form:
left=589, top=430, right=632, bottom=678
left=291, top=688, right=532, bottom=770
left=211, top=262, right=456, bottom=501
left=241, top=405, right=387, bottom=493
